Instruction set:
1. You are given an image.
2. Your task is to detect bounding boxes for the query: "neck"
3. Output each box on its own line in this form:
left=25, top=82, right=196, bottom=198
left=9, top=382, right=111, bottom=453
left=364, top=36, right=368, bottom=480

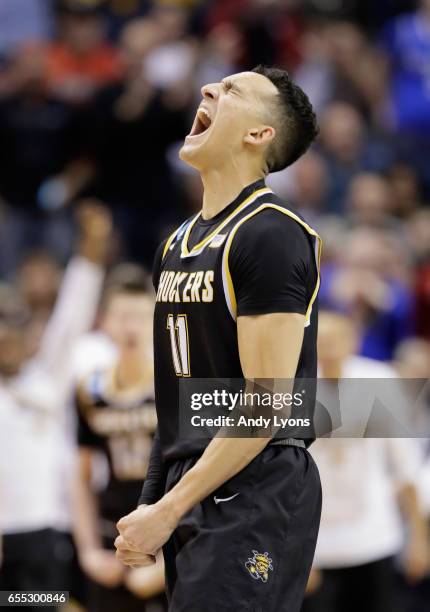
left=115, top=350, right=151, bottom=390
left=200, top=160, right=265, bottom=220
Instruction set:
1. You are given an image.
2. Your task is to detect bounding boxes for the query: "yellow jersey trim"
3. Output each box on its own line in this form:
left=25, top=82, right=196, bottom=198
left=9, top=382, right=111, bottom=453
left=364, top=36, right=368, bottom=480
left=162, top=227, right=181, bottom=260
left=222, top=203, right=322, bottom=324
left=180, top=187, right=272, bottom=258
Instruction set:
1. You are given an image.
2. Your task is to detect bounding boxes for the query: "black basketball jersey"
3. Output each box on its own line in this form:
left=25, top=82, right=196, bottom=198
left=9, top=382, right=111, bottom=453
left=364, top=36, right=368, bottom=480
left=76, top=369, right=157, bottom=523
left=153, top=179, right=321, bottom=461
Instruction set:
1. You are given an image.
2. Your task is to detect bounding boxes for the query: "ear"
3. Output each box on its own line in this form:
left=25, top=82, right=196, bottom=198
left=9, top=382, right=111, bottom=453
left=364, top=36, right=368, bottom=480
left=243, top=125, right=276, bottom=148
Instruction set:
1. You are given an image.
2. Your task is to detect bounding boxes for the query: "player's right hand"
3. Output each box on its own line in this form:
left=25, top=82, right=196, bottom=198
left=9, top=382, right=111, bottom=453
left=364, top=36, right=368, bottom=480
left=80, top=548, right=125, bottom=587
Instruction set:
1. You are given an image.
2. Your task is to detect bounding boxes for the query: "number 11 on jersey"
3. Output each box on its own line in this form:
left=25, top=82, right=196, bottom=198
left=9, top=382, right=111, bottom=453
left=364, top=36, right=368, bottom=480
left=167, top=314, right=191, bottom=376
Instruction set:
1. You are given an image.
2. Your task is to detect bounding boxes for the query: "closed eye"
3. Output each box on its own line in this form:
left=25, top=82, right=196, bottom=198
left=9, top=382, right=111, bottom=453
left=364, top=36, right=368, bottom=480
left=223, top=80, right=239, bottom=95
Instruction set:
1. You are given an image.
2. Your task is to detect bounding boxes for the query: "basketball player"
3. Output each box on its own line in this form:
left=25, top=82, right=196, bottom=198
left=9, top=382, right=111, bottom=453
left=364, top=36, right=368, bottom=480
left=115, top=66, right=322, bottom=611
left=73, top=269, right=166, bottom=612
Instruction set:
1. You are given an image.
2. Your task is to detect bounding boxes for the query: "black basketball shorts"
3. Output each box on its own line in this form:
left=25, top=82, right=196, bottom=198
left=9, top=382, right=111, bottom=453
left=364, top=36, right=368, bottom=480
left=162, top=444, right=322, bottom=612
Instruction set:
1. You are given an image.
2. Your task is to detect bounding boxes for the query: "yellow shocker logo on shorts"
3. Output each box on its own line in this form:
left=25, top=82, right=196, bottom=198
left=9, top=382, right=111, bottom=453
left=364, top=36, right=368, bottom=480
left=245, top=550, right=273, bottom=583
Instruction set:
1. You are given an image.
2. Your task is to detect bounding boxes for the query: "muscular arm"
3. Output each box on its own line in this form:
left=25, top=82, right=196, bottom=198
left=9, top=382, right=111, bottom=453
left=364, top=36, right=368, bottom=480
left=160, top=312, right=305, bottom=520
left=137, top=242, right=169, bottom=508
left=116, top=312, right=305, bottom=556
left=138, top=430, right=167, bottom=506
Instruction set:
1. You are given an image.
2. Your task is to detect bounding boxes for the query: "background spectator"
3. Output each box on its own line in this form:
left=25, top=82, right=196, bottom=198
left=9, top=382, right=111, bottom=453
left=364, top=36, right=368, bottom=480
left=0, top=203, right=111, bottom=605
left=303, top=311, right=429, bottom=612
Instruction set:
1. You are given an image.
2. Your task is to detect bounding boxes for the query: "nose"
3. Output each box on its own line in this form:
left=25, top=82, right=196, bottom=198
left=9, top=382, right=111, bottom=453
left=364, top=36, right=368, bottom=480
left=201, top=82, right=219, bottom=101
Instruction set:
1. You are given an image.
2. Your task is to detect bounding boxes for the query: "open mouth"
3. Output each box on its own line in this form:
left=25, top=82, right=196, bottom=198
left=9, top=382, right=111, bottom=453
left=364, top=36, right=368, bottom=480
left=188, top=107, right=212, bottom=137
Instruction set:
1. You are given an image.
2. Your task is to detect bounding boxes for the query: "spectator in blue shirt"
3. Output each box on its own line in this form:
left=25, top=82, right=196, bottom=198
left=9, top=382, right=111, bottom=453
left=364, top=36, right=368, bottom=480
left=380, top=0, right=430, bottom=135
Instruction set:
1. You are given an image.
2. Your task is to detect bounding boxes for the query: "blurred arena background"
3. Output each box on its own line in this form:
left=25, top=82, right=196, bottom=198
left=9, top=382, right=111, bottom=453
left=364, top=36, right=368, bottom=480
left=0, top=0, right=429, bottom=611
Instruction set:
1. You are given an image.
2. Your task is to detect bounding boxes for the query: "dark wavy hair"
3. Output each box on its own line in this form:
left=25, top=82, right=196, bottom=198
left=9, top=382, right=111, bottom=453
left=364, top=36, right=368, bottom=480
left=252, top=65, right=319, bottom=172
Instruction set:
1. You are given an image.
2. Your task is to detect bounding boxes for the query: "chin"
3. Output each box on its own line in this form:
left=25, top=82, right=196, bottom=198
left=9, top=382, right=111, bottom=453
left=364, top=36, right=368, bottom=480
left=179, top=141, right=203, bottom=169
left=180, top=140, right=221, bottom=173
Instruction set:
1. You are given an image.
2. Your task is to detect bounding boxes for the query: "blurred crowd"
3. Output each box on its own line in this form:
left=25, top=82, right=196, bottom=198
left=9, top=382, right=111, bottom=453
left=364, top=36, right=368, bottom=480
left=0, top=0, right=429, bottom=611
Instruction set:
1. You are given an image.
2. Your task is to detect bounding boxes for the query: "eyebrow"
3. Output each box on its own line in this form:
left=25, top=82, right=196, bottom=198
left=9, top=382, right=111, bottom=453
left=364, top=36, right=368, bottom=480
left=222, top=79, right=241, bottom=93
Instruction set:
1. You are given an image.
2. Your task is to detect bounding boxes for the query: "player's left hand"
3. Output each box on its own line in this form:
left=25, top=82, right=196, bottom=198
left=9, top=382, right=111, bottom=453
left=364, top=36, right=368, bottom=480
left=115, top=501, right=178, bottom=559
left=114, top=537, right=156, bottom=568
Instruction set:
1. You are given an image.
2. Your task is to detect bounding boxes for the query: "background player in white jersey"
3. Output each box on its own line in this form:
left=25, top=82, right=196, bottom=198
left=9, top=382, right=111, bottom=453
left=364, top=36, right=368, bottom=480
left=73, top=267, right=166, bottom=612
left=0, top=204, right=111, bottom=605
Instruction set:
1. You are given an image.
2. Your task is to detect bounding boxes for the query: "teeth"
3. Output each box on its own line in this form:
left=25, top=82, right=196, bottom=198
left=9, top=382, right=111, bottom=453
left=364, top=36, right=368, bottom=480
left=197, top=108, right=211, bottom=127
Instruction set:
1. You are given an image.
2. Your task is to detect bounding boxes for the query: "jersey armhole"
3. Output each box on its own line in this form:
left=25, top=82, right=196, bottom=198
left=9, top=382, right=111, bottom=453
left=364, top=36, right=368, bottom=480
left=221, top=203, right=322, bottom=324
